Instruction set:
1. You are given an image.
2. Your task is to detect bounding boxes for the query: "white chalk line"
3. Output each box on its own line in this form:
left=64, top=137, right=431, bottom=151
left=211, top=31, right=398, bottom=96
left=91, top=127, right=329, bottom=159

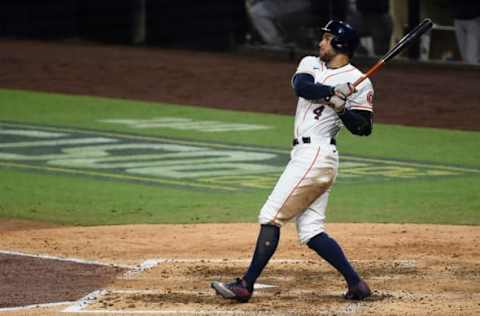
left=120, top=258, right=315, bottom=280
left=120, top=257, right=416, bottom=282
left=0, top=249, right=132, bottom=269
left=122, top=257, right=417, bottom=267
left=0, top=250, right=416, bottom=270
left=122, top=258, right=162, bottom=279
left=0, top=301, right=75, bottom=312
left=63, top=290, right=107, bottom=313
left=104, top=288, right=347, bottom=298
left=101, top=288, right=429, bottom=298
left=58, top=310, right=359, bottom=315
left=98, top=286, right=284, bottom=297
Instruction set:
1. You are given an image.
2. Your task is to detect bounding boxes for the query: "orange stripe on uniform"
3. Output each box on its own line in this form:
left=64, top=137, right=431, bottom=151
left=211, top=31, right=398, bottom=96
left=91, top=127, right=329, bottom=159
left=271, top=147, right=321, bottom=224
left=321, top=68, right=356, bottom=84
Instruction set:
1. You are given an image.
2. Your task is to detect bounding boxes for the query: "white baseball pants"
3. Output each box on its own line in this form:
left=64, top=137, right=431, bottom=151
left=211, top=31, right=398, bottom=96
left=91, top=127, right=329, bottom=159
left=259, top=142, right=338, bottom=243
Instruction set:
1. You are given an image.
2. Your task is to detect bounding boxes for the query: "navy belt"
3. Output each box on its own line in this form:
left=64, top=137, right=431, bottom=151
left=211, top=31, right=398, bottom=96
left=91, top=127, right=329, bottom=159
left=293, top=137, right=336, bottom=146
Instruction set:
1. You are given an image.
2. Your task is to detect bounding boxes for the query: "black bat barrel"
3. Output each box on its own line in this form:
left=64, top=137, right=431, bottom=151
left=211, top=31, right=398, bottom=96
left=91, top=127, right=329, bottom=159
left=383, top=18, right=433, bottom=62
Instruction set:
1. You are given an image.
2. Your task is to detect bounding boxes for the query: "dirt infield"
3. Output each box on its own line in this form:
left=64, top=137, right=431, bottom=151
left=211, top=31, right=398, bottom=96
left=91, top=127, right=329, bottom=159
left=0, top=253, right=125, bottom=308
left=0, top=220, right=479, bottom=315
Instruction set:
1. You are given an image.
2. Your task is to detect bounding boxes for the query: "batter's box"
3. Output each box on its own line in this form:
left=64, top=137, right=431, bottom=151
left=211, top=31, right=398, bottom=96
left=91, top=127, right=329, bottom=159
left=63, top=257, right=480, bottom=315
left=63, top=258, right=427, bottom=315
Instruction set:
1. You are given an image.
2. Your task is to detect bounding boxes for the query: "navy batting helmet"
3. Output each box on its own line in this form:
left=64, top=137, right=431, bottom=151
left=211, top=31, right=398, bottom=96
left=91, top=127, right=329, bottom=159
left=321, top=20, right=359, bottom=56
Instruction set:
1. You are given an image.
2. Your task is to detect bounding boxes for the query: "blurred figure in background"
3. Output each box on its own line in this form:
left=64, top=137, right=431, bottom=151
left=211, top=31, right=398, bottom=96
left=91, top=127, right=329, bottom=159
left=449, top=0, right=480, bottom=64
left=245, top=0, right=311, bottom=46
left=245, top=0, right=284, bottom=46
left=348, top=0, right=392, bottom=56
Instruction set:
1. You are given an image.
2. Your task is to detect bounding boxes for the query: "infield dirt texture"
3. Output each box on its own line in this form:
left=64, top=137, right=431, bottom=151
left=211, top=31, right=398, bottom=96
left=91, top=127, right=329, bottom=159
left=0, top=40, right=479, bottom=316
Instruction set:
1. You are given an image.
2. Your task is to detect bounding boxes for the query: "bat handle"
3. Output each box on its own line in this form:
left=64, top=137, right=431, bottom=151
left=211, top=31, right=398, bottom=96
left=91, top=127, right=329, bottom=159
left=352, top=60, right=385, bottom=88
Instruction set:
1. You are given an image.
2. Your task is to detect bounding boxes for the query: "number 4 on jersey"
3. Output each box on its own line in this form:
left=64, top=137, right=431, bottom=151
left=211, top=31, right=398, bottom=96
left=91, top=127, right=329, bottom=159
left=313, top=106, right=325, bottom=120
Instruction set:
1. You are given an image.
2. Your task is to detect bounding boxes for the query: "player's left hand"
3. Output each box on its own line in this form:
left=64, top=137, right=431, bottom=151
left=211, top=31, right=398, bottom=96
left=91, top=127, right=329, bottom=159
left=328, top=95, right=346, bottom=113
left=334, top=83, right=355, bottom=98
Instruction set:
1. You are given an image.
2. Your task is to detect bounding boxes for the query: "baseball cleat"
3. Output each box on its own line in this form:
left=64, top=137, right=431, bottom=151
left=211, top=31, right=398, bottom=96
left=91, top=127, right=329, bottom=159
left=211, top=278, right=252, bottom=303
left=344, top=279, right=372, bottom=300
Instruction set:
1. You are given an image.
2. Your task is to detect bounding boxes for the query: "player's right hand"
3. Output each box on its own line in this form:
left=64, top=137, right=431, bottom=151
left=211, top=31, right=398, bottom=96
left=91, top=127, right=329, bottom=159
left=334, top=83, right=355, bottom=98
left=328, top=95, right=346, bottom=113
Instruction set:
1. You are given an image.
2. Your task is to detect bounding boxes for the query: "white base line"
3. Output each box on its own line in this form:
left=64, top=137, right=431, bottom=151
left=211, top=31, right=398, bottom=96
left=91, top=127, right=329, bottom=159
left=104, top=285, right=277, bottom=296
left=121, top=258, right=317, bottom=280
left=0, top=249, right=132, bottom=269
left=120, top=258, right=415, bottom=280
left=98, top=288, right=334, bottom=296
left=127, top=258, right=416, bottom=265
left=62, top=309, right=358, bottom=315
left=153, top=258, right=308, bottom=264
left=122, top=258, right=162, bottom=279
left=62, top=311, right=263, bottom=315
left=0, top=301, right=74, bottom=312
left=0, top=252, right=416, bottom=269
left=63, top=290, right=106, bottom=313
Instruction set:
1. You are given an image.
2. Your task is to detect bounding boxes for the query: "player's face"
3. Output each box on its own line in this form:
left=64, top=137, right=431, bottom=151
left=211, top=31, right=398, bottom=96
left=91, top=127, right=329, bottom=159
left=319, top=33, right=336, bottom=62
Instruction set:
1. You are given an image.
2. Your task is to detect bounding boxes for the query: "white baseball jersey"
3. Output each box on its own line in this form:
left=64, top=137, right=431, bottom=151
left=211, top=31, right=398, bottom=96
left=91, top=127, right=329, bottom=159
left=292, top=56, right=374, bottom=140
left=258, top=56, right=374, bottom=244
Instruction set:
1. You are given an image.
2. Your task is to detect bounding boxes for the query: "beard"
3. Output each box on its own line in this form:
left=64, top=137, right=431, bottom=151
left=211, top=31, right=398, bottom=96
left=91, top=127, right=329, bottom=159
left=319, top=54, right=331, bottom=62
left=319, top=48, right=336, bottom=62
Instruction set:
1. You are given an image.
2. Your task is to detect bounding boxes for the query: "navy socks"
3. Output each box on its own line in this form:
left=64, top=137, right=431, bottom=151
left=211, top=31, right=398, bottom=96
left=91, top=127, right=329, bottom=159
left=242, top=228, right=359, bottom=290
left=307, top=232, right=361, bottom=287
left=243, top=224, right=280, bottom=290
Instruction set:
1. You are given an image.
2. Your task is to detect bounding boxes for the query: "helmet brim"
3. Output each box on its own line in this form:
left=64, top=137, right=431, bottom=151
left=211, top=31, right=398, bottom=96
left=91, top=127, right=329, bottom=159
left=321, top=27, right=332, bottom=33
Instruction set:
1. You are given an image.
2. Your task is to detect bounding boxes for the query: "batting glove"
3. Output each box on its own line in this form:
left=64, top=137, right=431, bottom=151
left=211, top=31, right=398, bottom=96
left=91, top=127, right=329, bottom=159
left=328, top=95, right=346, bottom=113
left=334, top=83, right=355, bottom=98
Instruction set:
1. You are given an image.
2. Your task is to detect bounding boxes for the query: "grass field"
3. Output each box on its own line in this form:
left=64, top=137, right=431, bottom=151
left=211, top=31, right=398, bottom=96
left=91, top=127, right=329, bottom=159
left=1, top=88, right=479, bottom=226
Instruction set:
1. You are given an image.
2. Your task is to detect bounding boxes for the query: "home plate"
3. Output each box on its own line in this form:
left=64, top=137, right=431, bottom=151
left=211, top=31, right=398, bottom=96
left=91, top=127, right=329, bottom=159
left=254, top=283, right=277, bottom=289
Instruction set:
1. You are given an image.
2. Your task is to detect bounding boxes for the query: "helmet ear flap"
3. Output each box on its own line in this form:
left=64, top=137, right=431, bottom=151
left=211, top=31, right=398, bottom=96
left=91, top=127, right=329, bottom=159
left=331, top=36, right=342, bottom=51
left=330, top=36, right=347, bottom=54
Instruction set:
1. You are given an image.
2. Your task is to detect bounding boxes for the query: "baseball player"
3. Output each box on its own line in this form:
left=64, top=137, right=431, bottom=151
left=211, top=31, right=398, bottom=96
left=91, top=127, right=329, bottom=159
left=212, top=20, right=373, bottom=303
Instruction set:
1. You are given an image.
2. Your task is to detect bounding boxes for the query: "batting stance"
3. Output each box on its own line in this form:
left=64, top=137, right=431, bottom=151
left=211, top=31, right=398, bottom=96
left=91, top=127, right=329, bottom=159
left=212, top=20, right=374, bottom=303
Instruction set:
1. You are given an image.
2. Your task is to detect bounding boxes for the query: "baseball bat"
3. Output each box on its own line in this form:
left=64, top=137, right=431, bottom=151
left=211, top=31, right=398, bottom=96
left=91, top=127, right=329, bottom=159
left=352, top=18, right=434, bottom=88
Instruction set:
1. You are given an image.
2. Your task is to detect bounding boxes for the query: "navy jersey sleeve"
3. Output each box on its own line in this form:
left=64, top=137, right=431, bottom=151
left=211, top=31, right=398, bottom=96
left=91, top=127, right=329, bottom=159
left=338, top=109, right=373, bottom=136
left=292, top=74, right=335, bottom=100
